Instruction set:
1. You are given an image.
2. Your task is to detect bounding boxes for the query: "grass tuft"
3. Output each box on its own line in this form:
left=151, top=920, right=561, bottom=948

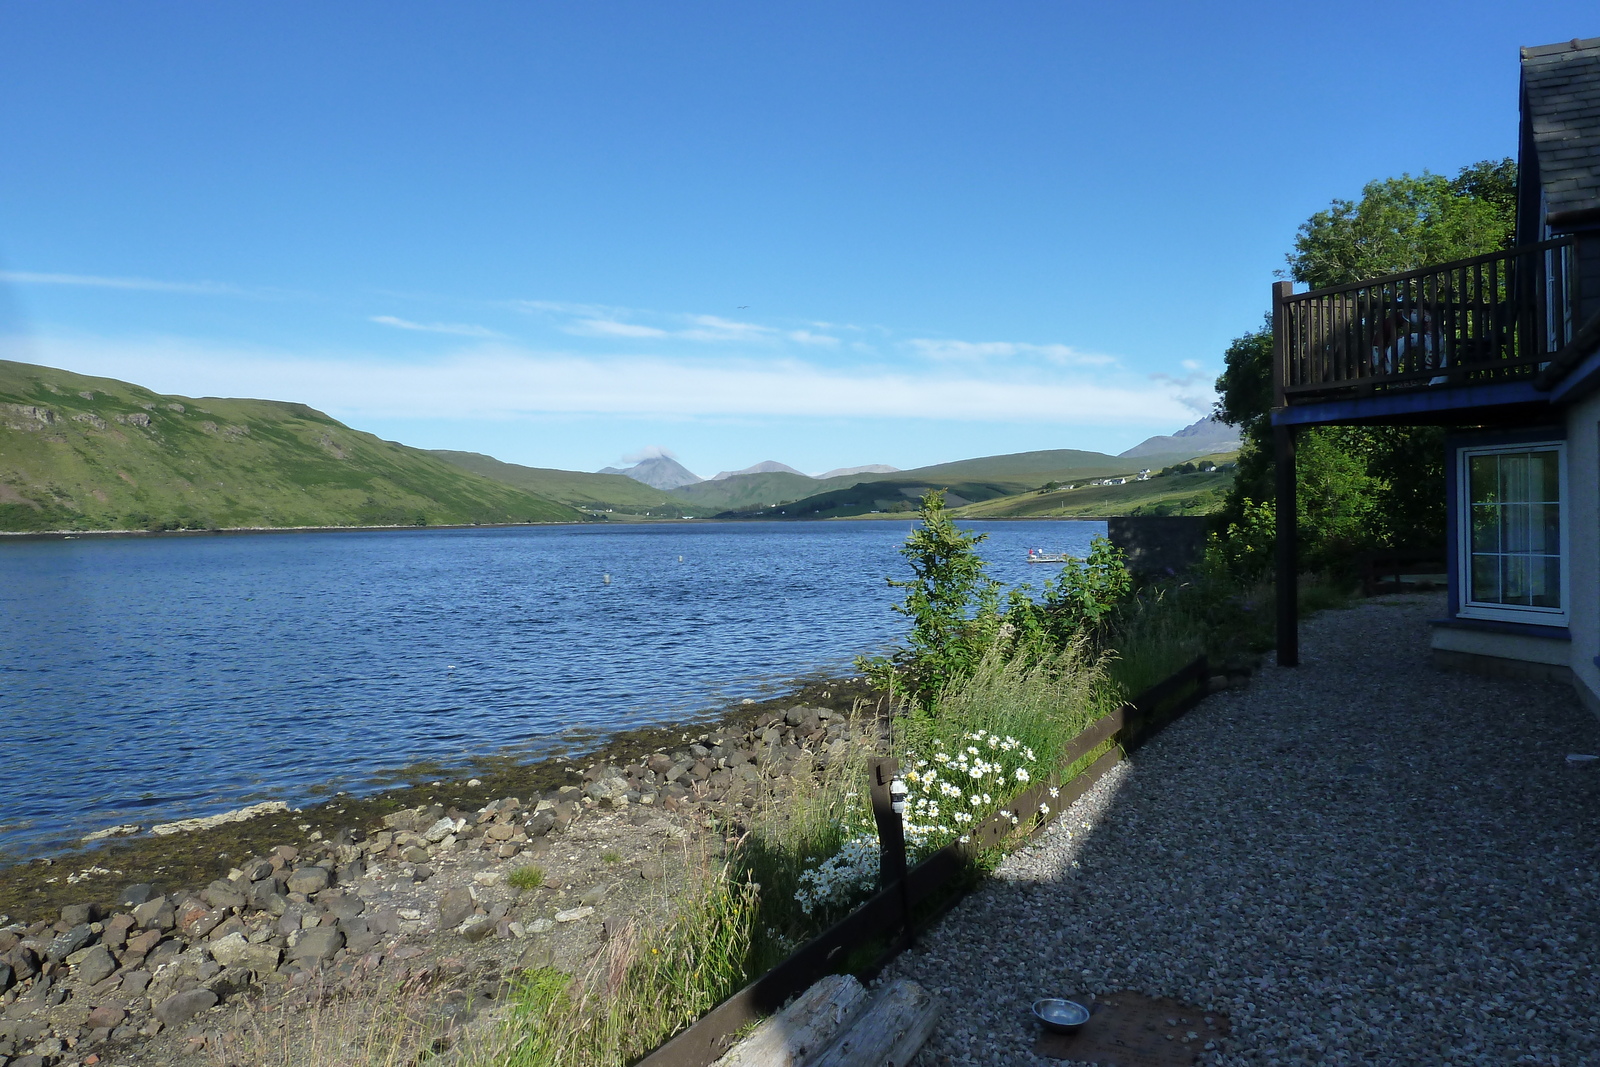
left=507, top=864, right=545, bottom=890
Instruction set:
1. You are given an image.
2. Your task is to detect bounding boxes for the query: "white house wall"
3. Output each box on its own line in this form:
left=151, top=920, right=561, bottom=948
left=1566, top=389, right=1600, bottom=717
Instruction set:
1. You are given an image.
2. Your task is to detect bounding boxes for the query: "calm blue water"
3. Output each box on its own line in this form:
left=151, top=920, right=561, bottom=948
left=0, top=519, right=1103, bottom=858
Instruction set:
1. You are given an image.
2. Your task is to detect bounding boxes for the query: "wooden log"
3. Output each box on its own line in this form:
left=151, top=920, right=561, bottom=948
left=712, top=974, right=869, bottom=1067
left=808, top=979, right=940, bottom=1067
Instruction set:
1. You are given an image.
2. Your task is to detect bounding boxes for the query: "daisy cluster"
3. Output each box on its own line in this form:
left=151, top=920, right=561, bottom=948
left=901, top=730, right=1039, bottom=851
left=793, top=834, right=880, bottom=917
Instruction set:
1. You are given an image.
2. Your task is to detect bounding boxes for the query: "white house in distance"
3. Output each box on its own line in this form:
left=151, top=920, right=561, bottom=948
left=1270, top=36, right=1600, bottom=718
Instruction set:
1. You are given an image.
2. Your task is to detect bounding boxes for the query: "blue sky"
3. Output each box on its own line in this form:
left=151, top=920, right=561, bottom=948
left=1, top=3, right=1593, bottom=477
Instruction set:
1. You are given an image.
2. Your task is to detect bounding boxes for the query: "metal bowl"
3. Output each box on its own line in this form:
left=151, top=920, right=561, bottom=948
left=1032, top=998, right=1090, bottom=1033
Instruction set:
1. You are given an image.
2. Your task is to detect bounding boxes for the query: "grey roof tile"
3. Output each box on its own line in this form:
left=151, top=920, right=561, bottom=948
left=1522, top=37, right=1600, bottom=215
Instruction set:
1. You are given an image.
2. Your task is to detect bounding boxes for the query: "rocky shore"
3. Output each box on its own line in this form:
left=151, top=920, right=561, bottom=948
left=0, top=698, right=889, bottom=1067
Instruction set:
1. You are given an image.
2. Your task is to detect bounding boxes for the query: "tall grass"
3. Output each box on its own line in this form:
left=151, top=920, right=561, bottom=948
left=206, top=975, right=451, bottom=1067
left=474, top=706, right=882, bottom=1067
left=473, top=858, right=759, bottom=1067
left=902, top=638, right=1110, bottom=774
left=730, top=706, right=879, bottom=972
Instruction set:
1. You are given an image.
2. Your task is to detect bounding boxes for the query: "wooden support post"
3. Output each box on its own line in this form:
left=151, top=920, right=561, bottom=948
left=1272, top=279, right=1293, bottom=409
left=869, top=757, right=909, bottom=938
left=1274, top=422, right=1298, bottom=667
left=1271, top=279, right=1299, bottom=668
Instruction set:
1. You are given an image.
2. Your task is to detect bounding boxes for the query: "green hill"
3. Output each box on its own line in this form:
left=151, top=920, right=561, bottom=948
left=0, top=360, right=584, bottom=532
left=672, top=470, right=836, bottom=511
left=712, top=446, right=1240, bottom=520
left=950, top=466, right=1235, bottom=519
left=430, top=450, right=695, bottom=517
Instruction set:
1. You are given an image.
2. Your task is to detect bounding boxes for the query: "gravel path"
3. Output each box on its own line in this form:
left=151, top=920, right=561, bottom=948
left=888, top=594, right=1600, bottom=1066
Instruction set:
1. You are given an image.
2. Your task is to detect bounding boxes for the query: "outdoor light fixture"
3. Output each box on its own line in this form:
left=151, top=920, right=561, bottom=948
left=889, top=776, right=907, bottom=814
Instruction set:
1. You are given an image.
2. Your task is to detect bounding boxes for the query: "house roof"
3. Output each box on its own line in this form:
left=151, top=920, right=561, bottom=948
left=1522, top=36, right=1600, bottom=220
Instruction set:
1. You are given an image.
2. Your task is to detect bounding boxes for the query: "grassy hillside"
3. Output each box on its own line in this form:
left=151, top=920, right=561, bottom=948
left=712, top=447, right=1239, bottom=519
left=673, top=470, right=837, bottom=511
left=430, top=450, right=695, bottom=517
left=0, top=360, right=584, bottom=532
left=950, top=467, right=1234, bottom=519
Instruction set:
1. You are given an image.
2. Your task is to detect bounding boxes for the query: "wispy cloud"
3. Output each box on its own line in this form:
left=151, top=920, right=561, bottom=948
left=908, top=338, right=1117, bottom=366
left=23, top=333, right=1205, bottom=427
left=787, top=329, right=839, bottom=346
left=619, top=445, right=678, bottom=463
left=569, top=319, right=669, bottom=339
left=1149, top=366, right=1217, bottom=414
left=0, top=270, right=248, bottom=296
left=370, top=315, right=503, bottom=338
left=678, top=315, right=775, bottom=342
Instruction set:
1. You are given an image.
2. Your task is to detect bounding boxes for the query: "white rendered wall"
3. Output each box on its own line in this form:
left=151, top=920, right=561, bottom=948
left=1565, top=391, right=1600, bottom=716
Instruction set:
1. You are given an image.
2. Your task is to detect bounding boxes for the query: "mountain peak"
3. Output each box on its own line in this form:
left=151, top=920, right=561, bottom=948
left=815, top=463, right=900, bottom=479
left=1118, top=415, right=1240, bottom=459
left=710, top=460, right=807, bottom=481
left=598, top=454, right=704, bottom=490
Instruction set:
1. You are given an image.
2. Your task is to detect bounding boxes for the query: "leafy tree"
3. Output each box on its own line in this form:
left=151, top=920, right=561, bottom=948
left=1213, top=159, right=1512, bottom=570
left=860, top=490, right=1001, bottom=705
left=864, top=492, right=1135, bottom=705
left=1287, top=159, right=1516, bottom=289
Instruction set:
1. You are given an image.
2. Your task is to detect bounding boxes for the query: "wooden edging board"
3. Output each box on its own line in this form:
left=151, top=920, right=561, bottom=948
left=635, top=655, right=1210, bottom=1067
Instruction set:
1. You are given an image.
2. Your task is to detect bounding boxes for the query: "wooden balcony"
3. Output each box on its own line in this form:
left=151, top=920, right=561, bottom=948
left=1274, top=237, right=1576, bottom=410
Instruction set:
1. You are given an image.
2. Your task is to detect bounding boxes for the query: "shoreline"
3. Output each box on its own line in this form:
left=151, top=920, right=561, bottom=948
left=0, top=513, right=1113, bottom=541
left=0, top=670, right=885, bottom=925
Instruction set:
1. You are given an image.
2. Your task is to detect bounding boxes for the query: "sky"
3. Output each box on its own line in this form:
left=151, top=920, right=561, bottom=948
left=1, top=3, right=1594, bottom=478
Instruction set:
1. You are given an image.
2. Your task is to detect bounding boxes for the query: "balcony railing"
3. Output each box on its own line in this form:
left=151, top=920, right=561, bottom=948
left=1275, top=236, right=1575, bottom=403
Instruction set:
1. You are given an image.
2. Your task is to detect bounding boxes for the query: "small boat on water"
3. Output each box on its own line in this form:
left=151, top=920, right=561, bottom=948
left=1026, top=548, right=1075, bottom=563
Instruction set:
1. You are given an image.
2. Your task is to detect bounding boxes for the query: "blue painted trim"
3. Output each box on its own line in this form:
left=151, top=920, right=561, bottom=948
left=1273, top=381, right=1549, bottom=426
left=1445, top=425, right=1567, bottom=448
left=1432, top=617, right=1570, bottom=640
left=1549, top=347, right=1600, bottom=404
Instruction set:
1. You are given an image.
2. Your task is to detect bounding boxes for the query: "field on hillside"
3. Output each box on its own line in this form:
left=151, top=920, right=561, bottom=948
left=0, top=361, right=581, bottom=532
left=951, top=467, right=1232, bottom=519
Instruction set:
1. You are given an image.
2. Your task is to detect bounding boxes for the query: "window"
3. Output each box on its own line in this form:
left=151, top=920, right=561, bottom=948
left=1458, top=442, right=1566, bottom=623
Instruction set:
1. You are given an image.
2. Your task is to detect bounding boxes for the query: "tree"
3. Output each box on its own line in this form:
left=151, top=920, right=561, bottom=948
left=861, top=490, right=1001, bottom=705
left=1213, top=159, right=1514, bottom=571
left=1287, top=159, right=1516, bottom=289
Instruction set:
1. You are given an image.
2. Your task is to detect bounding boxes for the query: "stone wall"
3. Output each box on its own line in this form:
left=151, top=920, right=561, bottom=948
left=1107, top=516, right=1209, bottom=576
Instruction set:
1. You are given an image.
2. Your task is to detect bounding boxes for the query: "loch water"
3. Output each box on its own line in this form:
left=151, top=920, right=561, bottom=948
left=0, top=519, right=1105, bottom=858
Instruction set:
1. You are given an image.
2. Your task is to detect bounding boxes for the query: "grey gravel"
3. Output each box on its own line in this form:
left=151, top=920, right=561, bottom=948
left=887, top=594, right=1600, bottom=1066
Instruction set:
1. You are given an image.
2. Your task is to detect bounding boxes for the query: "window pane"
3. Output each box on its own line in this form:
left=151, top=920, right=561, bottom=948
left=1503, top=555, right=1531, bottom=604
left=1533, top=450, right=1561, bottom=502
left=1535, top=503, right=1561, bottom=555
left=1500, top=453, right=1529, bottom=504
left=1471, top=554, right=1501, bottom=602
left=1502, top=503, right=1530, bottom=553
left=1471, top=505, right=1499, bottom=552
left=1469, top=455, right=1498, bottom=502
left=1533, top=556, right=1562, bottom=608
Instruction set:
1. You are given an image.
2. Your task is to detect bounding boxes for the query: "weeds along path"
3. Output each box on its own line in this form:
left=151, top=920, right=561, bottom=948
left=885, top=592, right=1600, bottom=1067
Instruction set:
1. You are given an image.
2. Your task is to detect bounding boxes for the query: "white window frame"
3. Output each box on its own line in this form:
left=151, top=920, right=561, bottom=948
left=1456, top=440, right=1568, bottom=626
